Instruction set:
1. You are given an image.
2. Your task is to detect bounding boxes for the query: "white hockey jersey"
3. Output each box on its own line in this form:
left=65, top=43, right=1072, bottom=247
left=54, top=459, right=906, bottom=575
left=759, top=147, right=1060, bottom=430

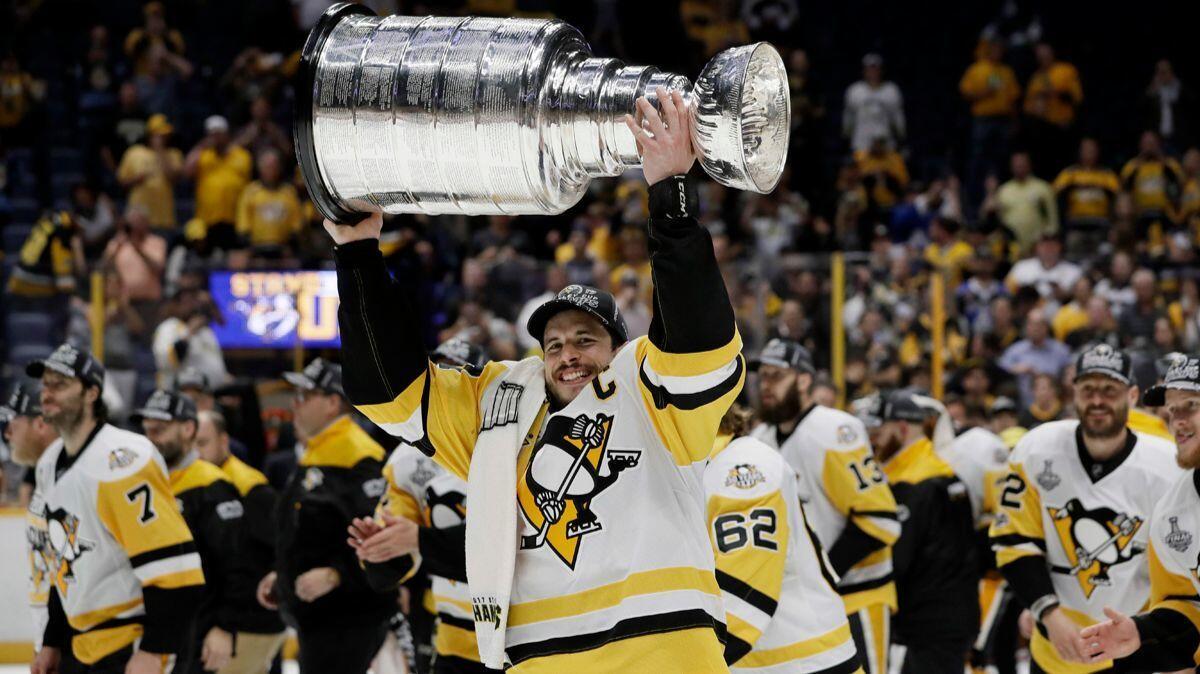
left=942, top=426, right=1010, bottom=529
left=704, top=436, right=860, bottom=674
left=358, top=333, right=744, bottom=672
left=751, top=406, right=900, bottom=613
left=27, top=475, right=50, bottom=651
left=34, top=424, right=204, bottom=664
left=381, top=443, right=477, bottom=663
left=1139, top=468, right=1200, bottom=667
left=990, top=419, right=1182, bottom=673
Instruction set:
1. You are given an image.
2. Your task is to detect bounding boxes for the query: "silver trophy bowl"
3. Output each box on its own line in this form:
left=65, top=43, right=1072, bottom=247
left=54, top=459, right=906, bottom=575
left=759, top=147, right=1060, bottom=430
left=295, top=3, right=790, bottom=222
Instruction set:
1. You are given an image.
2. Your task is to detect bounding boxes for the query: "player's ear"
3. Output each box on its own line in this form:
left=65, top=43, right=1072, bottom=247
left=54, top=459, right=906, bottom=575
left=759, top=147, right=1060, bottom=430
left=1126, top=386, right=1138, bottom=407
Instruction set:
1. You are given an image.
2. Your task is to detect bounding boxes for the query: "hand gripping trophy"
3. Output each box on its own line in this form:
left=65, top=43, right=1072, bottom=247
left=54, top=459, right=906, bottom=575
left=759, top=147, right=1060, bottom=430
left=295, top=3, right=791, bottom=222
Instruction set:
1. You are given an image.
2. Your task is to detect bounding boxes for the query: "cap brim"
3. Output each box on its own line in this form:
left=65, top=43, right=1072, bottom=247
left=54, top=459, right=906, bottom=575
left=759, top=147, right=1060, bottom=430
left=1140, top=382, right=1200, bottom=407
left=1073, top=369, right=1132, bottom=386
left=748, top=357, right=815, bottom=374
left=526, top=299, right=623, bottom=346
left=130, top=409, right=173, bottom=425
left=26, top=360, right=76, bottom=380
left=283, top=372, right=317, bottom=390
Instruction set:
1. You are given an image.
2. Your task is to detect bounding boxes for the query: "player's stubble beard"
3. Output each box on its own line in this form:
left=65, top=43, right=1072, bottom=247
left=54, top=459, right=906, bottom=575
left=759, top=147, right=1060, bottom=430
left=44, top=390, right=85, bottom=439
left=1080, top=399, right=1128, bottom=440
left=760, top=381, right=802, bottom=426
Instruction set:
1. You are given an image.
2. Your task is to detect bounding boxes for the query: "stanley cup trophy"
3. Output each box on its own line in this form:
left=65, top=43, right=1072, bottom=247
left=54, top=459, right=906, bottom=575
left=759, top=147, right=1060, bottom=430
left=295, top=3, right=790, bottom=223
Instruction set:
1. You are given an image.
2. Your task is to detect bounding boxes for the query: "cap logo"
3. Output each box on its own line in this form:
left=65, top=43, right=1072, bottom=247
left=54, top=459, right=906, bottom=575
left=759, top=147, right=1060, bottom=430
left=304, top=360, right=325, bottom=379
left=444, top=340, right=471, bottom=363
left=1080, top=344, right=1125, bottom=374
left=1166, top=358, right=1200, bottom=384
left=558, top=285, right=600, bottom=309
left=147, top=389, right=174, bottom=411
left=762, top=340, right=788, bottom=361
left=49, top=344, right=80, bottom=368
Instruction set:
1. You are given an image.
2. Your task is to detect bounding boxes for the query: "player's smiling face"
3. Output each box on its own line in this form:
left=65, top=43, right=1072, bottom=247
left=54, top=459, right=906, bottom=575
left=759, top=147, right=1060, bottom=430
left=1073, top=374, right=1133, bottom=439
left=1165, top=389, right=1200, bottom=469
left=542, top=310, right=615, bottom=407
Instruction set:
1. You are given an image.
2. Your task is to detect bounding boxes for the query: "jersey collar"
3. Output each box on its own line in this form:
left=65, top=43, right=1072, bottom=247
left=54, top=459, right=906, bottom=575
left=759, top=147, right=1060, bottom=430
left=54, top=421, right=105, bottom=481
left=1074, top=424, right=1136, bottom=484
left=775, top=403, right=817, bottom=447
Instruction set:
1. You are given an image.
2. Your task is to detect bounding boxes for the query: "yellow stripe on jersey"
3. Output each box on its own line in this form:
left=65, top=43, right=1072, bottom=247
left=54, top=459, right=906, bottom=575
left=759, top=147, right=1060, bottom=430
left=1147, top=540, right=1200, bottom=664
left=507, top=566, right=720, bottom=628
left=990, top=461, right=1046, bottom=567
left=1128, top=408, right=1171, bottom=440
left=435, top=622, right=481, bottom=662
left=169, top=458, right=229, bottom=494
left=821, top=447, right=900, bottom=546
left=636, top=335, right=746, bottom=465
left=94, top=459, right=201, bottom=565
left=378, top=462, right=426, bottom=524
left=708, top=487, right=789, bottom=654
left=70, top=597, right=142, bottom=632
left=72, top=623, right=142, bottom=665
left=220, top=455, right=268, bottom=496
left=357, top=361, right=510, bottom=481
left=433, top=593, right=473, bottom=614
left=301, top=416, right=385, bottom=468
left=512, top=626, right=727, bottom=674
left=143, top=567, right=206, bottom=590
left=737, top=623, right=854, bottom=668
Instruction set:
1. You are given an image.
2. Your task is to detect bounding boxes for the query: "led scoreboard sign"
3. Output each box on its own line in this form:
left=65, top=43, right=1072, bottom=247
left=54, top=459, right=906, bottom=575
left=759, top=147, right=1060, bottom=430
left=209, top=270, right=341, bottom=349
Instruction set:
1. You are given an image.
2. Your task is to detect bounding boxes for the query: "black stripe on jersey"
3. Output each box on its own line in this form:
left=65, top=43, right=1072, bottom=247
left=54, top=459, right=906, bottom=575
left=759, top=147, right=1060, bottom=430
left=724, top=633, right=752, bottom=665
left=128, top=541, right=198, bottom=570
left=838, top=573, right=894, bottom=596
left=801, top=513, right=842, bottom=591
left=638, top=355, right=744, bottom=411
left=86, top=615, right=143, bottom=634
left=411, top=372, right=436, bottom=458
left=715, top=569, right=779, bottom=616
left=437, top=612, right=475, bottom=632
left=812, top=654, right=863, bottom=674
left=506, top=609, right=723, bottom=664
left=852, top=509, right=899, bottom=520
left=990, top=533, right=1046, bottom=550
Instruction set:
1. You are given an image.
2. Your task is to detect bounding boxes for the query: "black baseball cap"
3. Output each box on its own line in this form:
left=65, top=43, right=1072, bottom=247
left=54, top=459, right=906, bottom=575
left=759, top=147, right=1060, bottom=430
left=26, top=343, right=105, bottom=389
left=174, top=367, right=212, bottom=394
left=854, top=389, right=930, bottom=428
left=1143, top=354, right=1200, bottom=407
left=284, top=358, right=344, bottom=397
left=432, top=338, right=488, bottom=370
left=1073, top=343, right=1133, bottom=386
left=749, top=338, right=815, bottom=374
left=526, top=285, right=628, bottom=347
left=131, top=389, right=198, bottom=425
left=0, top=382, right=41, bottom=420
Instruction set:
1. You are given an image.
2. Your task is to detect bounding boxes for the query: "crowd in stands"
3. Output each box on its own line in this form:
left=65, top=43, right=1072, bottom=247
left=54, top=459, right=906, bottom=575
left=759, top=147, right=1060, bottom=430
left=1, top=0, right=1198, bottom=499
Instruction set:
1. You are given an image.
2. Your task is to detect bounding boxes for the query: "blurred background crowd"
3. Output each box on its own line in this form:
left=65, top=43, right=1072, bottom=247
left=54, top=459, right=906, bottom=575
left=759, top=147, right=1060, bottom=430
left=0, top=0, right=1198, bottom=497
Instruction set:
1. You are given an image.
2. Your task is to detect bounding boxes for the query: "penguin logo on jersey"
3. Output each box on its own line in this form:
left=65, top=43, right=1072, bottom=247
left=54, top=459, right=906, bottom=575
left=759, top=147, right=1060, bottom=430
left=44, top=507, right=95, bottom=597
left=425, top=485, right=467, bottom=529
left=1048, top=499, right=1144, bottom=597
left=517, top=413, right=639, bottom=569
left=726, top=464, right=765, bottom=490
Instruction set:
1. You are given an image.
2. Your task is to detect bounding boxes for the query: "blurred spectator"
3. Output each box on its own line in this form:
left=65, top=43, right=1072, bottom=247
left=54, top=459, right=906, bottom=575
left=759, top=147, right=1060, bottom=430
left=75, top=26, right=122, bottom=185
left=614, top=268, right=652, bottom=338
left=233, top=95, right=292, bottom=161
left=101, top=81, right=147, bottom=179
left=102, top=204, right=167, bottom=318
left=997, top=309, right=1072, bottom=404
left=834, top=160, right=868, bottom=246
left=1004, top=233, right=1079, bottom=307
left=680, top=0, right=749, bottom=57
left=72, top=183, right=117, bottom=261
left=1116, top=268, right=1164, bottom=347
left=1093, top=250, right=1136, bottom=314
left=235, top=149, right=303, bottom=257
left=1180, top=147, right=1200, bottom=241
left=152, top=288, right=229, bottom=386
left=438, top=297, right=518, bottom=361
left=124, top=1, right=187, bottom=76
left=128, top=6, right=193, bottom=120
left=923, top=217, right=973, bottom=287
left=960, top=39, right=1020, bottom=209
left=784, top=48, right=826, bottom=202
left=1022, top=42, right=1082, bottom=175
left=186, top=115, right=254, bottom=250
left=741, top=187, right=804, bottom=259
left=1053, top=138, right=1119, bottom=250
left=956, top=253, right=1006, bottom=325
left=100, top=268, right=147, bottom=414
left=6, top=211, right=83, bottom=302
left=1169, top=277, right=1200, bottom=350
left=1150, top=315, right=1179, bottom=359
left=1064, top=295, right=1120, bottom=350
left=890, top=178, right=962, bottom=246
left=471, top=214, right=530, bottom=259
left=117, top=113, right=184, bottom=230
left=996, top=151, right=1058, bottom=253
left=0, top=53, right=45, bottom=146
left=1018, top=372, right=1063, bottom=428
left=855, top=136, right=909, bottom=223
left=1051, top=277, right=1091, bottom=343
left=219, top=49, right=287, bottom=124
left=1120, top=130, right=1184, bottom=252
left=609, top=226, right=653, bottom=300
left=842, top=53, right=906, bottom=153
left=1142, top=59, right=1196, bottom=152
left=514, top=265, right=569, bottom=354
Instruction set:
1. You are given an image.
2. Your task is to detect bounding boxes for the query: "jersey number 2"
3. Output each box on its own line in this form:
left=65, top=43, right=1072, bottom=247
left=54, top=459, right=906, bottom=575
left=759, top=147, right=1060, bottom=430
left=125, top=483, right=157, bottom=524
left=714, top=509, right=778, bottom=553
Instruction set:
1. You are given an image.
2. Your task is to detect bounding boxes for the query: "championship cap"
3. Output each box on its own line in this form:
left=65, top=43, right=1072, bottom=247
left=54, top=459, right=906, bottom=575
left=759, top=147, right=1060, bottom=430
left=526, top=284, right=628, bottom=346
left=853, top=389, right=930, bottom=428
left=432, top=338, right=488, bottom=370
left=174, top=367, right=212, bottom=394
left=0, top=382, right=41, bottom=420
left=1073, top=343, right=1133, bottom=385
left=26, top=343, right=105, bottom=389
left=749, top=338, right=815, bottom=374
left=131, top=389, right=198, bottom=425
left=1142, top=354, right=1200, bottom=407
left=990, top=396, right=1018, bottom=415
left=284, top=358, right=344, bottom=397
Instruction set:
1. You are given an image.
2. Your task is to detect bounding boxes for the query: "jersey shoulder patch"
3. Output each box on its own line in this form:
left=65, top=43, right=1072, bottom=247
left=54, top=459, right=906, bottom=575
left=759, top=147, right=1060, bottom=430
left=1008, top=419, right=1076, bottom=466
left=705, top=437, right=786, bottom=499
left=803, top=405, right=868, bottom=451
left=81, top=426, right=159, bottom=482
